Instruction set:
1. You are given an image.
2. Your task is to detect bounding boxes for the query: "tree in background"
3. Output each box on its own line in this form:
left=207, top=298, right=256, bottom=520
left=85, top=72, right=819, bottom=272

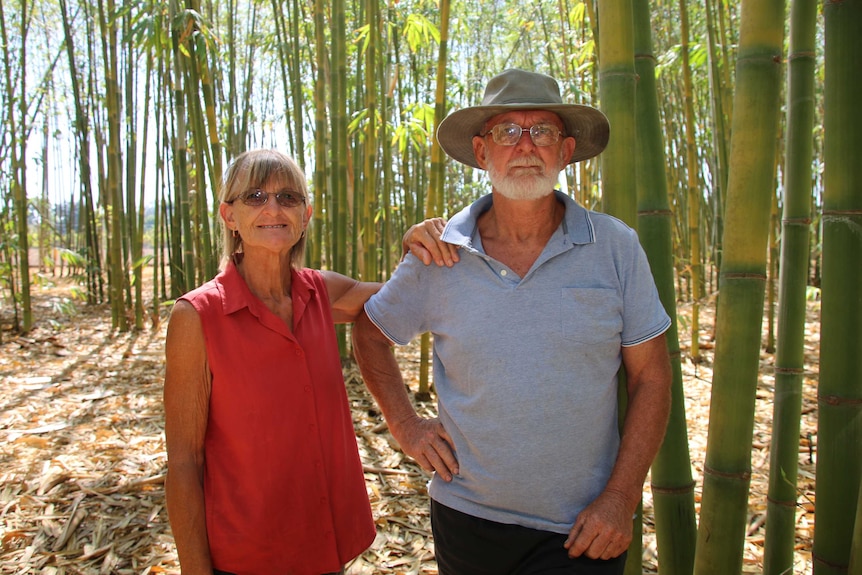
left=814, top=2, right=862, bottom=573
left=763, top=0, right=817, bottom=572
left=693, top=0, right=785, bottom=572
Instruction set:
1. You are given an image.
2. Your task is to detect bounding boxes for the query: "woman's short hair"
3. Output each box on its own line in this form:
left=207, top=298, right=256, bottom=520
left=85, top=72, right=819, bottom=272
left=219, top=149, right=309, bottom=268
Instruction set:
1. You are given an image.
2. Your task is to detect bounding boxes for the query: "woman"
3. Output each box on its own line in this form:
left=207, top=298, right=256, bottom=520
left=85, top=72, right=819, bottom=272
left=164, top=149, right=422, bottom=574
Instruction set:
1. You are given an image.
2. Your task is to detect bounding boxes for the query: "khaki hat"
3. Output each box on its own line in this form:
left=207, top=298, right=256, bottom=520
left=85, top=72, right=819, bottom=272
left=436, top=69, right=610, bottom=169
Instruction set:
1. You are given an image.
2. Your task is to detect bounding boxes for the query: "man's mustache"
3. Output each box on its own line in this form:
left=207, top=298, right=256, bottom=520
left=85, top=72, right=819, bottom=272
left=507, top=156, right=545, bottom=169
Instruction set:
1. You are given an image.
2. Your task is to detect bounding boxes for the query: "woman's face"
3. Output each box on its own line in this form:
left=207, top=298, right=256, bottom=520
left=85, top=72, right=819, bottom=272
left=220, top=176, right=312, bottom=258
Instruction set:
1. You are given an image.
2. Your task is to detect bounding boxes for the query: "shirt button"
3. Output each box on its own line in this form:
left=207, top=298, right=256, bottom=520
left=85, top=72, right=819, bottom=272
left=500, top=269, right=508, bottom=276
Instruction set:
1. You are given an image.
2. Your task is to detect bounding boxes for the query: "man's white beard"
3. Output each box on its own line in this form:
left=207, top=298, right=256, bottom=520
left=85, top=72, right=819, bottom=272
left=487, top=154, right=561, bottom=200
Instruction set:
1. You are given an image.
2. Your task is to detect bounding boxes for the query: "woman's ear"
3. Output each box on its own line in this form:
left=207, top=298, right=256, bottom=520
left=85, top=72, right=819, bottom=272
left=219, top=202, right=235, bottom=231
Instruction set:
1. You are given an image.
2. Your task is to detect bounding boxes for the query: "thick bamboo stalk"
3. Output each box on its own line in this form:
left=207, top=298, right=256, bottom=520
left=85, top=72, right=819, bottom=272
left=597, top=2, right=641, bottom=572
left=813, top=2, right=862, bottom=573
left=633, top=2, right=697, bottom=573
left=693, top=0, right=785, bottom=572
left=762, top=7, right=817, bottom=565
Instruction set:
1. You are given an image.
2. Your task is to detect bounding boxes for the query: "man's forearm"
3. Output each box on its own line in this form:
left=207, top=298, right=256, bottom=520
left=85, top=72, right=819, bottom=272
left=352, top=310, right=419, bottom=430
left=605, top=336, right=673, bottom=512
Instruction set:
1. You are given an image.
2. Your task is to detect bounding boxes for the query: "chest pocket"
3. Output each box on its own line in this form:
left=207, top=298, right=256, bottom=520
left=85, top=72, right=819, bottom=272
left=560, top=287, right=623, bottom=344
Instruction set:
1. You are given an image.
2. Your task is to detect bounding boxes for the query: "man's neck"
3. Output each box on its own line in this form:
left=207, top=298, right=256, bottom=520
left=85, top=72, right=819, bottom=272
left=480, top=191, right=563, bottom=242
left=476, top=191, right=564, bottom=277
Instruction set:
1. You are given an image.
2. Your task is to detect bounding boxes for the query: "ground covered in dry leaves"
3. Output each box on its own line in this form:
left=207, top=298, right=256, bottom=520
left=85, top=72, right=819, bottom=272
left=0, top=278, right=817, bottom=574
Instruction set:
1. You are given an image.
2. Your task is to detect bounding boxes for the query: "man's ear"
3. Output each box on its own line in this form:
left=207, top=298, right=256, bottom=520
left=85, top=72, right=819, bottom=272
left=473, top=135, right=489, bottom=170
left=561, top=136, right=576, bottom=165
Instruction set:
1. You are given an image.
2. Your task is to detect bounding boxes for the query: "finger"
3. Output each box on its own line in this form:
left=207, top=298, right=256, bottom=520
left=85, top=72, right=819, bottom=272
left=432, top=441, right=459, bottom=479
left=435, top=427, right=459, bottom=471
left=421, top=220, right=453, bottom=267
left=423, top=446, right=456, bottom=482
left=416, top=430, right=458, bottom=481
left=409, top=244, right=434, bottom=265
left=564, top=521, right=592, bottom=558
left=445, top=243, right=460, bottom=264
left=407, top=232, right=446, bottom=266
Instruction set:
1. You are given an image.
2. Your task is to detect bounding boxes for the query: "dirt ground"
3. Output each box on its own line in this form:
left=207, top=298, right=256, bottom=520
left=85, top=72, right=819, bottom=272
left=0, top=274, right=818, bottom=574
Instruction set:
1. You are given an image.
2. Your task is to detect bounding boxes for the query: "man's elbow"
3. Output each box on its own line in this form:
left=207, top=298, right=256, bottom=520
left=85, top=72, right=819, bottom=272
left=352, top=309, right=386, bottom=356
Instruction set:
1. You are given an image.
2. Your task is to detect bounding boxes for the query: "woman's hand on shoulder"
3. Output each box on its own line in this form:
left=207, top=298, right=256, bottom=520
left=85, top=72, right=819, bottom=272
left=402, top=217, right=459, bottom=267
left=321, top=271, right=381, bottom=324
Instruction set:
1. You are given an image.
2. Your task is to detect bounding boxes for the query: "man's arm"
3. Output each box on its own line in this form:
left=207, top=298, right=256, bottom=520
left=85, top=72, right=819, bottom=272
left=564, top=333, right=672, bottom=560
left=352, top=310, right=459, bottom=481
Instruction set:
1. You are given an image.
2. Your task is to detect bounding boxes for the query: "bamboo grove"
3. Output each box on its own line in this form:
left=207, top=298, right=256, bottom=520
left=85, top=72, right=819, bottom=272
left=0, top=0, right=860, bottom=573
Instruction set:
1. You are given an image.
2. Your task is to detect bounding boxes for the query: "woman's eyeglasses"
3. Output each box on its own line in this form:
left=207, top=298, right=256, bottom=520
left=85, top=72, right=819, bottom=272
left=481, top=123, right=563, bottom=147
left=232, top=189, right=306, bottom=208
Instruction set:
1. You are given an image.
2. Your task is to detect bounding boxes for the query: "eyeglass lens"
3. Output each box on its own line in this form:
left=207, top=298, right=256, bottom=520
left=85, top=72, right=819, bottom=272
left=488, top=123, right=561, bottom=147
left=240, top=189, right=305, bottom=208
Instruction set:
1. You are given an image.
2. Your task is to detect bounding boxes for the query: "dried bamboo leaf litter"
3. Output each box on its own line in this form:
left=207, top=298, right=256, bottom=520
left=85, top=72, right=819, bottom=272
left=0, top=284, right=817, bottom=574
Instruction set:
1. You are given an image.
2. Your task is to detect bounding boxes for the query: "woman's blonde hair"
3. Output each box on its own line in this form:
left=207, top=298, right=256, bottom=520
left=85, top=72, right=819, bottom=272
left=219, top=149, right=310, bottom=268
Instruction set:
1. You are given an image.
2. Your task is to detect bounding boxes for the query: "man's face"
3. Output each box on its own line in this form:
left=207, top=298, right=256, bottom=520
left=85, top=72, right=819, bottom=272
left=473, top=110, right=576, bottom=200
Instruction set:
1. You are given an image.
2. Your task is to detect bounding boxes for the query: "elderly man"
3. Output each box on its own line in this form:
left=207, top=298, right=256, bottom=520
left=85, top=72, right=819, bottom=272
left=353, top=69, right=672, bottom=575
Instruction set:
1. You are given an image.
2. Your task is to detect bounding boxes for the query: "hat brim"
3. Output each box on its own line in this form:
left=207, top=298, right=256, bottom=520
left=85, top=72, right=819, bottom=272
left=436, top=104, right=610, bottom=169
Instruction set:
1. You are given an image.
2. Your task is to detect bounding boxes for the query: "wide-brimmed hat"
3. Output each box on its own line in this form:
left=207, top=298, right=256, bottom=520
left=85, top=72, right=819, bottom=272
left=436, top=69, right=610, bottom=169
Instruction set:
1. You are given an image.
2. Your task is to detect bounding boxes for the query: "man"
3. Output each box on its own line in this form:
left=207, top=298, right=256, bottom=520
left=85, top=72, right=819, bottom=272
left=353, top=69, right=672, bottom=575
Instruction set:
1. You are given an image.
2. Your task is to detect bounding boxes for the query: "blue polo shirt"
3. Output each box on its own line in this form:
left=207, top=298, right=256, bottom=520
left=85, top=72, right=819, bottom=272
left=364, top=191, right=671, bottom=534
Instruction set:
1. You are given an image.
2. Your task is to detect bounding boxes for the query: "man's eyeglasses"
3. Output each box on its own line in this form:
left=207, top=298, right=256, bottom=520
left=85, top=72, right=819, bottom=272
left=231, top=189, right=306, bottom=208
left=481, top=123, right=563, bottom=147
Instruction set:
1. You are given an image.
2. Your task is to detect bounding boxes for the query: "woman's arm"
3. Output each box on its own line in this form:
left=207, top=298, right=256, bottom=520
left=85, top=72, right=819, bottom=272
left=164, top=300, right=214, bottom=574
left=321, top=271, right=382, bottom=324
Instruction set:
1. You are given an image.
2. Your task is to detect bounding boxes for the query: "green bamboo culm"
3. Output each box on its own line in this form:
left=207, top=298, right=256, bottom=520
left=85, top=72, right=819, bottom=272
left=679, top=0, right=702, bottom=363
left=851, top=476, right=862, bottom=574
left=330, top=0, right=349, bottom=355
left=813, top=2, right=862, bottom=574
left=596, top=1, right=641, bottom=572
left=632, top=1, right=697, bottom=572
left=417, top=0, right=450, bottom=401
left=693, top=0, right=785, bottom=573
left=762, top=0, right=817, bottom=572
left=597, top=0, right=638, bottom=229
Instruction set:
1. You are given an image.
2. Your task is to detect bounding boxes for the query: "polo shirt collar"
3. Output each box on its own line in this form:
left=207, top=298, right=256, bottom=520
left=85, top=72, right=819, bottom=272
left=441, top=190, right=596, bottom=250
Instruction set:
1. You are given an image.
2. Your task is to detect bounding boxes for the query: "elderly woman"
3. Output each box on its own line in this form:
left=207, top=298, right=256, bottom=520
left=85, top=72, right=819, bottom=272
left=164, top=149, right=432, bottom=575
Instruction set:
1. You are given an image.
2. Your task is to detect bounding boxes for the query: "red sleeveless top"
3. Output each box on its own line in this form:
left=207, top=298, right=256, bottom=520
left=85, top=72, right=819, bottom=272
left=180, top=262, right=375, bottom=574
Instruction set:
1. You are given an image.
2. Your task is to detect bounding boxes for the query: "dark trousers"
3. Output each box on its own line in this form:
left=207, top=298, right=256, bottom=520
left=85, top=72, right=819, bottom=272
left=431, top=499, right=627, bottom=575
left=214, top=569, right=344, bottom=575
